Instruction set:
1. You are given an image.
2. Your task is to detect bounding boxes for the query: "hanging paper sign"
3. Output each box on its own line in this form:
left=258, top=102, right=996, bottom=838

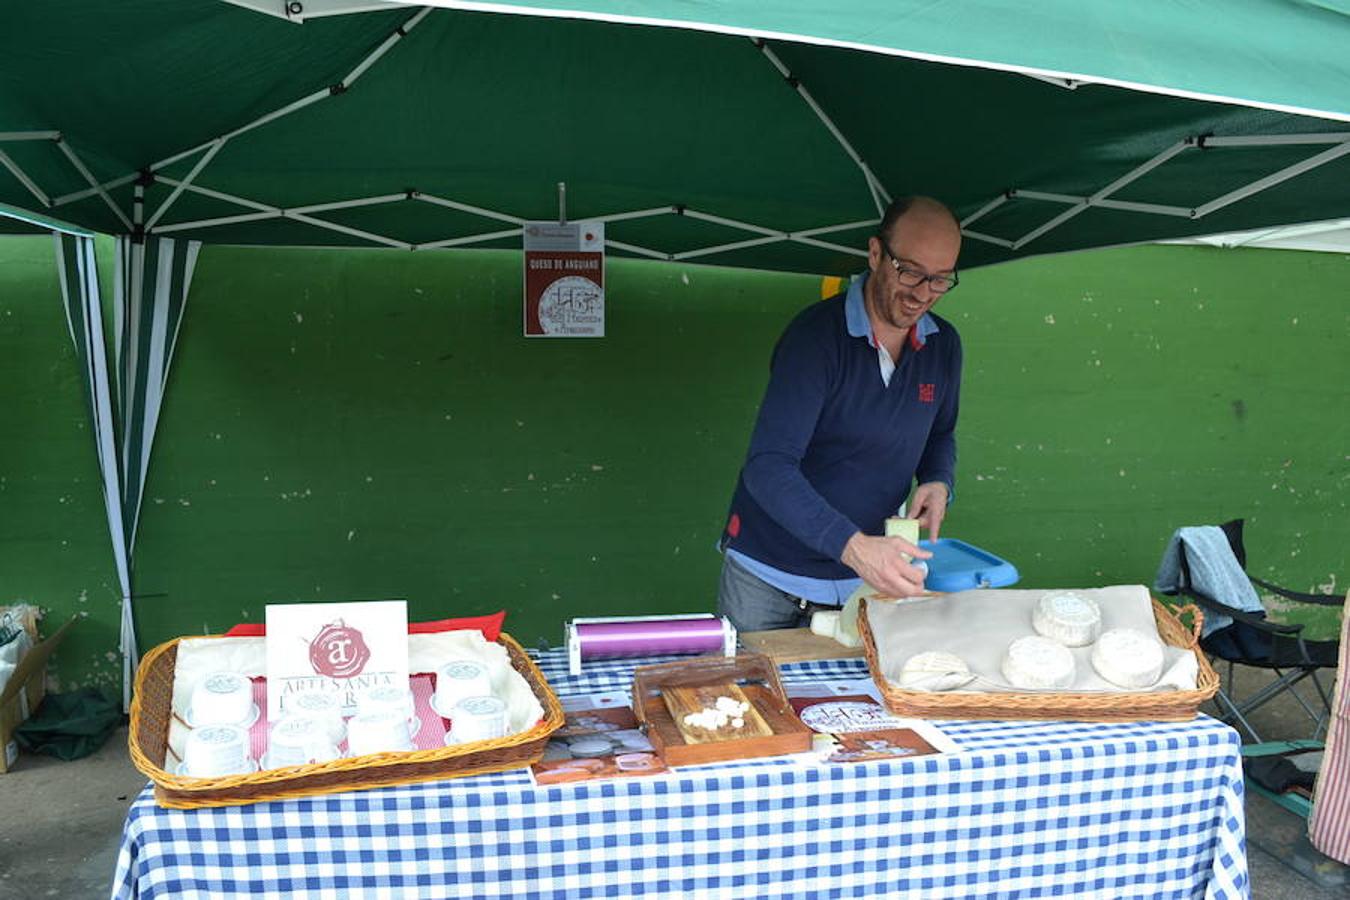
left=264, top=600, right=408, bottom=718
left=523, top=221, right=605, bottom=337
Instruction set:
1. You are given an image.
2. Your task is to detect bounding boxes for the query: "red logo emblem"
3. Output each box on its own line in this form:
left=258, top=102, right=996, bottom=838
left=918, top=383, right=935, bottom=403
left=308, top=619, right=372, bottom=678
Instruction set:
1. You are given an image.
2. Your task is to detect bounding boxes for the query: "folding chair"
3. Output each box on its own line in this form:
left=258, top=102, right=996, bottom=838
left=1160, top=518, right=1342, bottom=743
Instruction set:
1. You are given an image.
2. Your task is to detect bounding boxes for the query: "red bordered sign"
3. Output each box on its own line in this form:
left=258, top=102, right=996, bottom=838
left=524, top=221, right=605, bottom=337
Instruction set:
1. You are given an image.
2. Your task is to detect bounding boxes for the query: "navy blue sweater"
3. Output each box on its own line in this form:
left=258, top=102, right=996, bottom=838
left=723, top=291, right=962, bottom=579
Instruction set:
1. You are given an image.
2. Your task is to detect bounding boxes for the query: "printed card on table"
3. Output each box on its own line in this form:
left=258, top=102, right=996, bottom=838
left=787, top=690, right=962, bottom=760
left=264, top=600, right=408, bottom=719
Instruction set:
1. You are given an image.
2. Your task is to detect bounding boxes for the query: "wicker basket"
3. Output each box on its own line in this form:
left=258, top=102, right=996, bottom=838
left=859, top=597, right=1219, bottom=722
left=129, top=632, right=564, bottom=808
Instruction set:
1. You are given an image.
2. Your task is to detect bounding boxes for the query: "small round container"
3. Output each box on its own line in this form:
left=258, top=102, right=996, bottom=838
left=180, top=724, right=254, bottom=777
left=445, top=695, right=508, bottom=744
left=614, top=752, right=660, bottom=772
left=187, top=671, right=255, bottom=727
left=540, top=742, right=573, bottom=762
left=610, top=729, right=653, bottom=752
left=346, top=710, right=414, bottom=757
left=357, top=684, right=419, bottom=733
left=432, top=660, right=493, bottom=717
left=357, top=684, right=413, bottom=718
left=264, top=716, right=341, bottom=769
left=567, top=736, right=615, bottom=758
left=281, top=690, right=347, bottom=745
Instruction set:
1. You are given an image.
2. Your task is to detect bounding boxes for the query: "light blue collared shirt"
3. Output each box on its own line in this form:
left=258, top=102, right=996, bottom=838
left=845, top=272, right=939, bottom=386
left=727, top=274, right=939, bottom=606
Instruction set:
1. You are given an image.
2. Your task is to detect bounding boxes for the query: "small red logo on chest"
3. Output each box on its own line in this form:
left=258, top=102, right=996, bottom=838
left=918, top=383, right=935, bottom=403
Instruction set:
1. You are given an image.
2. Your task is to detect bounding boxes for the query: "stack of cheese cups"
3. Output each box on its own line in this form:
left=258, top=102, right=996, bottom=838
left=433, top=659, right=508, bottom=746
left=282, top=690, right=347, bottom=746
left=179, top=671, right=259, bottom=777
left=259, top=690, right=346, bottom=769
left=187, top=671, right=258, bottom=729
left=180, top=724, right=255, bottom=777
left=265, top=715, right=342, bottom=768
left=357, top=685, right=420, bottom=739
left=344, top=684, right=418, bottom=756
left=347, top=709, right=415, bottom=756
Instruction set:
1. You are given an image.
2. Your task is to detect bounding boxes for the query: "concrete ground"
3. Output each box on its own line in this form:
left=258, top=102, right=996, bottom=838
left=0, top=667, right=1344, bottom=899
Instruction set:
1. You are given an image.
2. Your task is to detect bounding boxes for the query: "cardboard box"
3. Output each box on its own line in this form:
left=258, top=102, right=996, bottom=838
left=0, top=609, right=76, bottom=773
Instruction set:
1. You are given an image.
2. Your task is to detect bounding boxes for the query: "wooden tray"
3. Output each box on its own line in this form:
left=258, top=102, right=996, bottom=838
left=739, top=627, right=865, bottom=664
left=632, top=653, right=812, bottom=766
left=859, top=597, right=1220, bottom=722
left=128, top=632, right=564, bottom=808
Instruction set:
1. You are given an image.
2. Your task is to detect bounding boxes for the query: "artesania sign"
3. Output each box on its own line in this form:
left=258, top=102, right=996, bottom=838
left=264, top=600, right=408, bottom=718
left=523, top=221, right=605, bottom=337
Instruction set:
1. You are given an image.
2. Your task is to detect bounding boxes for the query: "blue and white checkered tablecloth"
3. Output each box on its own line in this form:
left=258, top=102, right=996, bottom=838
left=112, top=653, right=1248, bottom=900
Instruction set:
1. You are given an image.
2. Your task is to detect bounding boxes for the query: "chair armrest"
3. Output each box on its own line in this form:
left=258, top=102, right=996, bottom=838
left=1248, top=575, right=1344, bottom=607
left=1174, top=586, right=1304, bottom=635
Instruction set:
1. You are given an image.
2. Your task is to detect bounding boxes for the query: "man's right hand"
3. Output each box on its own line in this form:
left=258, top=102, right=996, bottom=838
left=840, top=531, right=932, bottom=598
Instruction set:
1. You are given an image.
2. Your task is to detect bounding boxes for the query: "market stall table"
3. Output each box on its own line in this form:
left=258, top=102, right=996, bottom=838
left=112, top=653, right=1248, bottom=899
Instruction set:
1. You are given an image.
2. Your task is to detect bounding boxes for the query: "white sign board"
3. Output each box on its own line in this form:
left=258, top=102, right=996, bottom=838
left=264, top=600, right=408, bottom=718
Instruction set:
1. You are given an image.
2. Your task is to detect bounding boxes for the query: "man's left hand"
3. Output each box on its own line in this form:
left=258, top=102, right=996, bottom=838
left=909, top=481, right=949, bottom=542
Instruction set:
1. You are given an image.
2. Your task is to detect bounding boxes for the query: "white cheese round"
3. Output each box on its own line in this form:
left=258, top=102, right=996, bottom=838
left=1032, top=592, right=1103, bottom=647
left=897, top=651, right=973, bottom=691
left=1001, top=636, right=1077, bottom=690
left=1091, top=628, right=1165, bottom=689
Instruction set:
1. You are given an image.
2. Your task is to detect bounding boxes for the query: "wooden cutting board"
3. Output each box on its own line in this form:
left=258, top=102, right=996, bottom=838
left=739, top=628, right=865, bottom=664
left=660, top=682, right=773, bottom=744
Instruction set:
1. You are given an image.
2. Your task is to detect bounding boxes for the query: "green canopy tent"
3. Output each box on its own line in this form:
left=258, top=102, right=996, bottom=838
left=1, top=0, right=1348, bottom=702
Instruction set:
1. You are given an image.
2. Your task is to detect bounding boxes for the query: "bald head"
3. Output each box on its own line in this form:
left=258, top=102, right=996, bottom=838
left=879, top=196, right=961, bottom=249
left=873, top=196, right=961, bottom=280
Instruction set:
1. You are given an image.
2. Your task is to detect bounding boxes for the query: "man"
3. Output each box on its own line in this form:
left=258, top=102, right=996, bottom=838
left=717, top=196, right=963, bottom=632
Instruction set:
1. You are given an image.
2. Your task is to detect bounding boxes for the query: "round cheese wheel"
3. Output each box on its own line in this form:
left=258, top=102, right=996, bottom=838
left=1091, top=628, right=1165, bottom=689
left=1001, top=636, right=1076, bottom=690
left=898, top=651, right=973, bottom=691
left=1032, top=592, right=1103, bottom=647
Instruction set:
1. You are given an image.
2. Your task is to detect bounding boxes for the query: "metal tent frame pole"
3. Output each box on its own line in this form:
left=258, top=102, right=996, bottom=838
left=753, top=38, right=891, bottom=217
left=2, top=6, right=1345, bottom=265
left=17, top=123, right=1344, bottom=265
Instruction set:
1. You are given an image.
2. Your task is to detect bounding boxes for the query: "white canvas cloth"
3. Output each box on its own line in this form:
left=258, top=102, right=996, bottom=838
left=866, top=584, right=1199, bottom=693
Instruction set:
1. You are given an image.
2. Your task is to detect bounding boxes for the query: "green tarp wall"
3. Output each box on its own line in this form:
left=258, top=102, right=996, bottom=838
left=2, top=237, right=1345, bottom=691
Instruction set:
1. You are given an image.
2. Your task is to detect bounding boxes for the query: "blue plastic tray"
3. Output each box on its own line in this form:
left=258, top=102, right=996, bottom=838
left=917, top=538, right=1019, bottom=592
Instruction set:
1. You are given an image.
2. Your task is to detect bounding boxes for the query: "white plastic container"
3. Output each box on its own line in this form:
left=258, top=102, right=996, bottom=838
left=180, top=724, right=254, bottom=777
left=444, top=695, right=508, bottom=745
left=187, top=671, right=256, bottom=728
left=432, top=660, right=493, bottom=718
left=346, top=710, right=414, bottom=756
left=264, top=716, right=342, bottom=769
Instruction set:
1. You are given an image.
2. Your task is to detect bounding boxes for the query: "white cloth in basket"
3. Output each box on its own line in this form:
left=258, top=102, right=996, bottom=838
left=866, top=585, right=1199, bottom=694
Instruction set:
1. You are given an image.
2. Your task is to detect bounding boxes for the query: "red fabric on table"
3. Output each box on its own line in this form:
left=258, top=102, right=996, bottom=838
left=223, top=610, right=505, bottom=642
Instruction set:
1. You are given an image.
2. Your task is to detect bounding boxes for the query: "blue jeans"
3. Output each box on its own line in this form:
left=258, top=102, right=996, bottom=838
left=716, top=553, right=838, bottom=632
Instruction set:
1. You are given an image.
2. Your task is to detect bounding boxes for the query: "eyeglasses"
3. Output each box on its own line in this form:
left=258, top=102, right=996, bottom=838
left=880, top=242, right=959, bottom=294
